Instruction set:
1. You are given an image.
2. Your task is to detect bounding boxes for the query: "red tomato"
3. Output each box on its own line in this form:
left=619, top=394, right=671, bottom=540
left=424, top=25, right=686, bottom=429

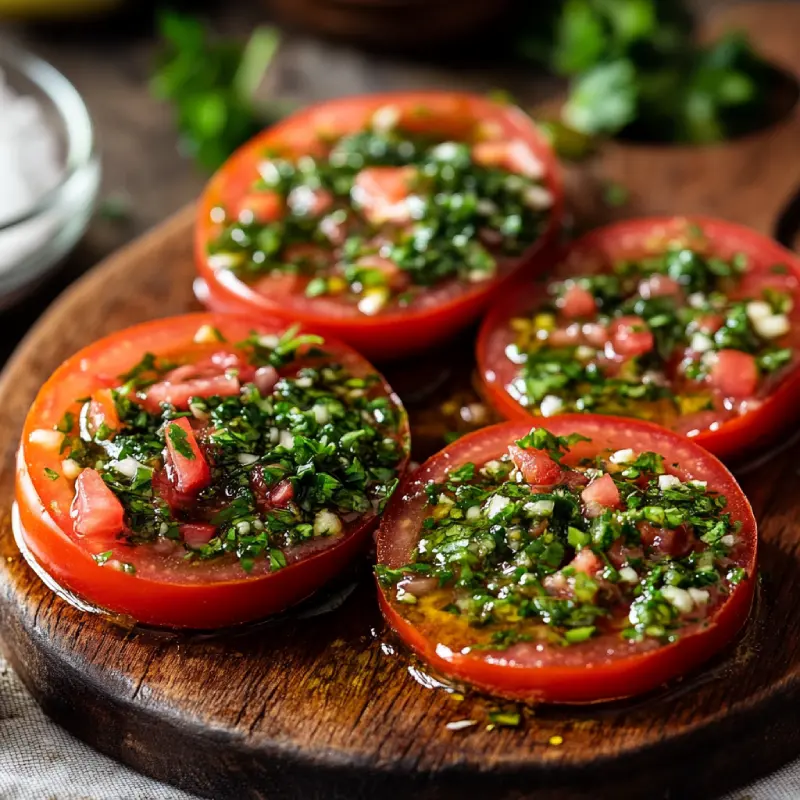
left=238, top=191, right=283, bottom=223
left=181, top=523, right=218, bottom=550
left=610, top=316, right=654, bottom=357
left=508, top=444, right=562, bottom=485
left=70, top=469, right=125, bottom=542
left=16, top=313, right=409, bottom=628
left=581, top=473, right=621, bottom=512
left=165, top=418, right=211, bottom=494
left=560, top=284, right=596, bottom=319
left=352, top=166, right=416, bottom=225
left=195, top=91, right=563, bottom=361
left=639, top=273, right=682, bottom=299
left=477, top=216, right=800, bottom=462
left=569, top=547, right=603, bottom=576
left=709, top=350, right=759, bottom=399
left=141, top=354, right=245, bottom=413
left=472, top=139, right=545, bottom=179
left=376, top=417, right=756, bottom=703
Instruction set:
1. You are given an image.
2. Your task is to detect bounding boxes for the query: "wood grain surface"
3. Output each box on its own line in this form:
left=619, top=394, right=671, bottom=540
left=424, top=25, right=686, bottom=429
left=0, top=4, right=799, bottom=799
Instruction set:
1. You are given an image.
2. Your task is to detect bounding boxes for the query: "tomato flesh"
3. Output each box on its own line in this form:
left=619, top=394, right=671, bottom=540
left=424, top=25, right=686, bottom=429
left=508, top=444, right=562, bottom=485
left=70, top=469, right=125, bottom=542
left=165, top=418, right=212, bottom=495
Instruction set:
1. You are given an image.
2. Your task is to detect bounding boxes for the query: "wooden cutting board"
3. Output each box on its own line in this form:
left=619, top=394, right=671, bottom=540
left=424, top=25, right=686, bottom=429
left=1, top=4, right=799, bottom=799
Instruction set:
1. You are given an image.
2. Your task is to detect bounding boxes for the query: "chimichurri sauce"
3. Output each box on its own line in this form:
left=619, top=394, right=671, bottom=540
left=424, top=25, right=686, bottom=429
left=378, top=428, right=745, bottom=650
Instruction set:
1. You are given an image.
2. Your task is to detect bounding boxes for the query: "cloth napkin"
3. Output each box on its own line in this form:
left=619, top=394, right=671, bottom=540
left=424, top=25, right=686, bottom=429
left=0, top=653, right=796, bottom=799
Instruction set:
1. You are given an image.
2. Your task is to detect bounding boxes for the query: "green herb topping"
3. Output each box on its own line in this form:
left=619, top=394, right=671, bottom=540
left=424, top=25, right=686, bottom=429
left=207, top=111, right=552, bottom=314
left=377, top=428, right=747, bottom=649
left=502, top=236, right=795, bottom=433
left=60, top=329, right=407, bottom=571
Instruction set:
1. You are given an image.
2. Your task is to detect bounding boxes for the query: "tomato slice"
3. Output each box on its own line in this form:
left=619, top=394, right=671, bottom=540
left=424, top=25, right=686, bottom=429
left=376, top=416, right=756, bottom=703
left=16, top=313, right=409, bottom=629
left=195, top=91, right=563, bottom=361
left=477, top=216, right=800, bottom=461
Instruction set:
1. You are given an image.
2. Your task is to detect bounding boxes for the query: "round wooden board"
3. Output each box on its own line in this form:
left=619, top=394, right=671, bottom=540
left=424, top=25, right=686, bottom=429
left=1, top=5, right=800, bottom=798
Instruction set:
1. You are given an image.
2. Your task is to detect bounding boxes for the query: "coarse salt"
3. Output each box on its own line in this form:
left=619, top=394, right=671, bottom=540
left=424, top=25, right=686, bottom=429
left=0, top=69, right=62, bottom=273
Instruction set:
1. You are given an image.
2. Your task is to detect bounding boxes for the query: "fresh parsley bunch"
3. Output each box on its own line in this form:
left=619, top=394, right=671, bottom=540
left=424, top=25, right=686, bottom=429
left=514, top=0, right=775, bottom=144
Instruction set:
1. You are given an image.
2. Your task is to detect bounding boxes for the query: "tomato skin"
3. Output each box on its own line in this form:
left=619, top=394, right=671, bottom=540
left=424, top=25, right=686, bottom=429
left=477, top=216, right=800, bottom=462
left=376, top=417, right=756, bottom=704
left=195, top=91, right=563, bottom=361
left=16, top=313, right=409, bottom=629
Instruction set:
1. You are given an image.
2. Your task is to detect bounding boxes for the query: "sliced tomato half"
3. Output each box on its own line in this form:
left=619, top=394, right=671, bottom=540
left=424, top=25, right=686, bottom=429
left=195, top=91, right=563, bottom=361
left=376, top=416, right=756, bottom=704
left=16, top=313, right=409, bottom=628
left=477, top=216, right=800, bottom=461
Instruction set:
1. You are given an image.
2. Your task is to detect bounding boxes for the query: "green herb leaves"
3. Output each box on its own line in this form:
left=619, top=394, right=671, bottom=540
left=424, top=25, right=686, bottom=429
left=152, top=13, right=285, bottom=171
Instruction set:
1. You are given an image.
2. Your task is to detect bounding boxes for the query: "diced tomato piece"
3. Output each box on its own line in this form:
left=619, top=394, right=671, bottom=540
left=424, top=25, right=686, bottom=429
left=696, top=314, right=725, bottom=334
left=560, top=284, right=597, bottom=319
left=152, top=468, right=193, bottom=512
left=165, top=418, right=212, bottom=494
left=472, top=139, right=543, bottom=179
left=581, top=473, right=621, bottom=512
left=70, top=469, right=125, bottom=540
left=143, top=375, right=240, bottom=413
left=181, top=523, right=218, bottom=550
left=254, top=366, right=279, bottom=396
left=610, top=316, right=654, bottom=357
left=237, top=191, right=283, bottom=223
left=508, top=444, right=562, bottom=485
left=251, top=469, right=294, bottom=510
left=639, top=521, right=693, bottom=558
left=583, top=323, right=609, bottom=347
left=638, top=274, right=682, bottom=299
left=88, top=388, right=121, bottom=438
left=709, top=350, right=759, bottom=399
left=283, top=243, right=330, bottom=271
left=141, top=353, right=246, bottom=413
left=607, top=538, right=644, bottom=569
left=548, top=325, right=581, bottom=348
left=352, top=166, right=416, bottom=225
left=269, top=479, right=294, bottom=507
left=569, top=547, right=603, bottom=576
left=288, top=186, right=333, bottom=217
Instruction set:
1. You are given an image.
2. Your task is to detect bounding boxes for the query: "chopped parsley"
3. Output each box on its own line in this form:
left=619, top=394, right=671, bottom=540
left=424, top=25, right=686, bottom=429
left=504, top=239, right=796, bottom=429
left=61, top=333, right=407, bottom=569
left=378, top=428, right=747, bottom=648
left=207, top=115, right=552, bottom=313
